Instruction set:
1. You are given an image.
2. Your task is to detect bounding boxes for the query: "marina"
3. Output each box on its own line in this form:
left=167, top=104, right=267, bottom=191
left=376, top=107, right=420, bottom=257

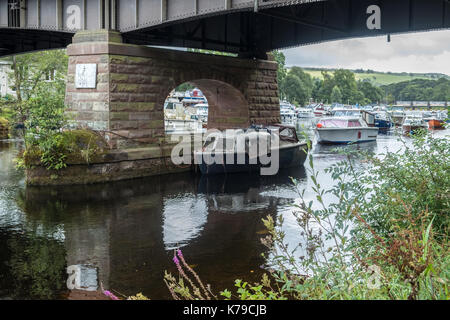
left=163, top=89, right=448, bottom=145
left=1, top=122, right=447, bottom=299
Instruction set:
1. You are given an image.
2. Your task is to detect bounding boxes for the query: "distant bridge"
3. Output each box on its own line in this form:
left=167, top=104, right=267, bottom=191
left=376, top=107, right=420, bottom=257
left=1, top=0, right=449, bottom=57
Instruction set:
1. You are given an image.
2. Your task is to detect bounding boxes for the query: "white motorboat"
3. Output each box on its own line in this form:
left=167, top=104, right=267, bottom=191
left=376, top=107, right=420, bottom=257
left=187, top=103, right=209, bottom=124
left=280, top=101, right=296, bottom=123
left=165, top=119, right=203, bottom=133
left=164, top=98, right=203, bottom=133
left=315, top=116, right=379, bottom=144
left=313, top=105, right=330, bottom=117
left=296, top=107, right=314, bottom=118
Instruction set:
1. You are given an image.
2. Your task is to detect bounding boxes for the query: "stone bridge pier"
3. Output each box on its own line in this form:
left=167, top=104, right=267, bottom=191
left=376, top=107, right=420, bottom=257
left=65, top=30, right=280, bottom=149
left=28, top=29, right=281, bottom=185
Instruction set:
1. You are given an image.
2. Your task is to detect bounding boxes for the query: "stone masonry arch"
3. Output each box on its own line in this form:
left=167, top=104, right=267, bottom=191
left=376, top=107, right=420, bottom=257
left=65, top=30, right=280, bottom=149
left=163, top=79, right=250, bottom=131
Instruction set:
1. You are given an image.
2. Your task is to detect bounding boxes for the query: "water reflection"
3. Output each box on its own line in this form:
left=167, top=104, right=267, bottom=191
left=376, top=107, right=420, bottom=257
left=1, top=127, right=448, bottom=299
left=1, top=139, right=308, bottom=299
left=163, top=195, right=208, bottom=250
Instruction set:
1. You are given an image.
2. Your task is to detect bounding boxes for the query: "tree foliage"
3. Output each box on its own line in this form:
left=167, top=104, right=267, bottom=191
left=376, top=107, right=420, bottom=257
left=272, top=51, right=448, bottom=106
left=272, top=51, right=387, bottom=106
left=330, top=86, right=343, bottom=104
left=381, top=78, right=450, bottom=102
left=1, top=50, right=68, bottom=140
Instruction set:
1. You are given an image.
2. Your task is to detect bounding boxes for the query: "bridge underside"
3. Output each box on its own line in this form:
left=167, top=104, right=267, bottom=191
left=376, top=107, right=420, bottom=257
left=1, top=0, right=449, bottom=57
left=123, top=0, right=450, bottom=58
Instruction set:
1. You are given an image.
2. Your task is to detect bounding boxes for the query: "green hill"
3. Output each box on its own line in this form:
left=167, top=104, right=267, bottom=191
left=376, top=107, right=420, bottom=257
left=302, top=68, right=449, bottom=86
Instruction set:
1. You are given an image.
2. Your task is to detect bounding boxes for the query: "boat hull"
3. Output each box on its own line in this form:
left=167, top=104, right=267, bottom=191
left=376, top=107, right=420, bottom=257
left=375, top=119, right=393, bottom=131
left=195, top=143, right=308, bottom=175
left=315, top=127, right=379, bottom=144
left=281, top=114, right=296, bottom=123
left=428, top=119, right=445, bottom=130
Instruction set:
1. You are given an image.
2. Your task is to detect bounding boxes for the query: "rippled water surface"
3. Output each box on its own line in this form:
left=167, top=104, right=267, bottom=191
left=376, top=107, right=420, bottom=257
left=0, top=124, right=448, bottom=299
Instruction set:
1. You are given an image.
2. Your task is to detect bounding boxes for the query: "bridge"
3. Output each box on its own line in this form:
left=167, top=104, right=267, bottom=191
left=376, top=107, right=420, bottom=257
left=1, top=0, right=449, bottom=57
left=2, top=1, right=449, bottom=184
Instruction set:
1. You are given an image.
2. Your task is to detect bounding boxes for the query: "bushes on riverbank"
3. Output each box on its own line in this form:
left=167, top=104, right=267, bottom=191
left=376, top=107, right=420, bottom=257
left=0, top=117, right=9, bottom=138
left=163, top=132, right=449, bottom=300
left=21, top=130, right=108, bottom=170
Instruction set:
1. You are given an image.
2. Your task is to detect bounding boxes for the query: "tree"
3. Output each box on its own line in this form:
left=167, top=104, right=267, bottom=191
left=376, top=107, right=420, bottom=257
left=330, top=86, right=342, bottom=103
left=358, top=81, right=383, bottom=104
left=176, top=83, right=195, bottom=92
left=289, top=66, right=313, bottom=103
left=4, top=50, right=68, bottom=140
left=317, top=71, right=335, bottom=103
left=271, top=50, right=287, bottom=99
left=381, top=78, right=450, bottom=102
left=332, top=69, right=359, bottom=104
left=311, top=78, right=323, bottom=102
left=281, top=74, right=308, bottom=106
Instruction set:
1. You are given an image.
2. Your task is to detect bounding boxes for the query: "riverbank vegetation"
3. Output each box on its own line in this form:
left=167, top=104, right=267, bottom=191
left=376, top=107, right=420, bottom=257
left=0, top=50, right=108, bottom=170
left=162, top=132, right=449, bottom=300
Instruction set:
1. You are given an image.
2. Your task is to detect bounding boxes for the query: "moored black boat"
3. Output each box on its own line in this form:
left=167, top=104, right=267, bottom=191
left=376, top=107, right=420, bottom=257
left=194, top=125, right=309, bottom=175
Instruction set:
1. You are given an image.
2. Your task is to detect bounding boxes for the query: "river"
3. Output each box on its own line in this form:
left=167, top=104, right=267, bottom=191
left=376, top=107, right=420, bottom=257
left=0, top=121, right=448, bottom=299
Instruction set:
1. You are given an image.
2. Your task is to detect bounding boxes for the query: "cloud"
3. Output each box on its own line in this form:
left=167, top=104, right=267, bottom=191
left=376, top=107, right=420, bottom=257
left=282, top=30, right=450, bottom=75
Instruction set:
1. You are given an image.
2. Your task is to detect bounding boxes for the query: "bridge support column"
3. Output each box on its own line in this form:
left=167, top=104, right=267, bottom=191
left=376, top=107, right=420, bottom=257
left=30, top=29, right=283, bottom=185
left=65, top=29, right=280, bottom=150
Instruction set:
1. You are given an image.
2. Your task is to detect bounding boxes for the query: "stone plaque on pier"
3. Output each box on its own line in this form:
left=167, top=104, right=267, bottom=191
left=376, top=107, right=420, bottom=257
left=75, top=64, right=97, bottom=89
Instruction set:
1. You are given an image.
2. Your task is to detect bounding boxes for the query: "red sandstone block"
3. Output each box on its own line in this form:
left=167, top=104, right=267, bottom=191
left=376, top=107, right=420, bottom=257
left=128, top=74, right=152, bottom=84
left=113, top=130, right=131, bottom=138
left=256, top=82, right=269, bottom=90
left=110, top=93, right=129, bottom=102
left=72, top=55, right=104, bottom=64
left=110, top=121, right=138, bottom=130
left=129, top=112, right=151, bottom=121
left=138, top=84, right=161, bottom=94
left=73, top=92, right=109, bottom=102
left=128, top=94, right=148, bottom=102
left=97, top=63, right=109, bottom=74
left=110, top=112, right=130, bottom=121
left=143, top=93, right=158, bottom=102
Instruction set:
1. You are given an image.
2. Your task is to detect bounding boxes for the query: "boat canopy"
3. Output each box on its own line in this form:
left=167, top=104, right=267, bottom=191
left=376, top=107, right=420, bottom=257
left=331, top=109, right=361, bottom=117
left=317, top=117, right=365, bottom=128
left=202, top=125, right=299, bottom=153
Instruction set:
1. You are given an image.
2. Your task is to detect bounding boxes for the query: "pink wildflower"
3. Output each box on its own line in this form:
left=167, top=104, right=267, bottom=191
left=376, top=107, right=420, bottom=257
left=103, top=290, right=119, bottom=300
left=173, top=255, right=180, bottom=266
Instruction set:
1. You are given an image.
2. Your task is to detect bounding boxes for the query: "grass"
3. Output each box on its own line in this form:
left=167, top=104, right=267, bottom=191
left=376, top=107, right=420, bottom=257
left=303, top=69, right=440, bottom=86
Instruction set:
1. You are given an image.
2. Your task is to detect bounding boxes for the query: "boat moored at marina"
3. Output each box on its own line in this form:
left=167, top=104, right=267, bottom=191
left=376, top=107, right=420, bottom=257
left=187, top=103, right=209, bottom=125
left=194, top=125, right=309, bottom=175
left=165, top=119, right=204, bottom=133
left=315, top=116, right=379, bottom=144
left=374, top=111, right=394, bottom=132
left=280, top=102, right=297, bottom=123
left=402, top=115, right=428, bottom=135
left=423, top=111, right=447, bottom=130
left=313, top=105, right=330, bottom=117
left=389, top=107, right=406, bottom=126
left=296, top=107, right=314, bottom=119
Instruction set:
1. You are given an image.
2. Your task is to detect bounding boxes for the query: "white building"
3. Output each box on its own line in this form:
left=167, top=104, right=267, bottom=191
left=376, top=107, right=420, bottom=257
left=0, top=60, right=15, bottom=98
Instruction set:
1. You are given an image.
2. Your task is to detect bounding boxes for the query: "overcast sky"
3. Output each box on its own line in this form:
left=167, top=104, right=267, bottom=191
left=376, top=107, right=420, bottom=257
left=282, top=29, right=450, bottom=75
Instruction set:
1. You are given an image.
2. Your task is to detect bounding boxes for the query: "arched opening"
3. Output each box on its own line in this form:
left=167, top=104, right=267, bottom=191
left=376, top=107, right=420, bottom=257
left=162, top=79, right=250, bottom=134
